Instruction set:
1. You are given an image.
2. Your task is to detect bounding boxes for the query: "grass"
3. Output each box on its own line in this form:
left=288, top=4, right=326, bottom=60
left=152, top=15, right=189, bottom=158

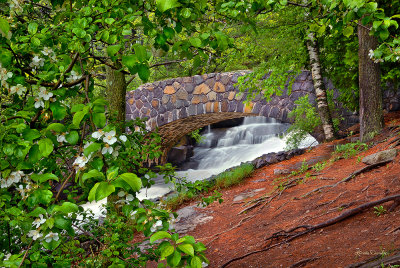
left=162, top=163, right=254, bottom=210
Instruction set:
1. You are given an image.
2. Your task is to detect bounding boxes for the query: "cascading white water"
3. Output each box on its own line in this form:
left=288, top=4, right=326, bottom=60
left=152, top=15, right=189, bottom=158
left=176, top=116, right=292, bottom=181
left=137, top=116, right=317, bottom=200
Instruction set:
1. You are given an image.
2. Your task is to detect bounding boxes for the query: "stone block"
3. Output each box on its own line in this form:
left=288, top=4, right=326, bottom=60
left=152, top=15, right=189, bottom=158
left=150, top=109, right=158, bottom=117
left=176, top=88, right=188, bottom=100
left=194, top=75, right=203, bottom=85
left=205, top=78, right=216, bottom=89
left=128, top=98, right=134, bottom=105
left=252, top=102, right=262, bottom=114
left=192, top=96, right=201, bottom=104
left=260, top=105, right=270, bottom=117
left=183, top=76, right=193, bottom=83
left=175, top=100, right=184, bottom=109
left=166, top=102, right=174, bottom=111
left=154, top=88, right=163, bottom=98
left=171, top=94, right=177, bottom=104
left=362, top=149, right=397, bottom=165
left=166, top=79, right=174, bottom=86
left=185, top=83, right=195, bottom=93
left=188, top=105, right=196, bottom=116
left=221, top=100, right=228, bottom=112
left=269, top=106, right=280, bottom=118
left=205, top=102, right=213, bottom=113
left=193, top=83, right=211, bottom=95
left=213, top=102, right=220, bottom=112
left=179, top=108, right=187, bottom=118
left=237, top=102, right=244, bottom=112
left=164, top=86, right=176, bottom=94
left=162, top=95, right=170, bottom=104
left=207, top=91, right=217, bottom=101
left=173, top=81, right=181, bottom=90
left=213, top=82, right=225, bottom=93
left=235, top=92, right=244, bottom=101
left=201, top=95, right=208, bottom=103
left=220, top=74, right=231, bottom=84
left=228, top=91, right=235, bottom=101
left=151, top=99, right=159, bottom=108
left=197, top=104, right=204, bottom=114
left=135, top=99, right=143, bottom=109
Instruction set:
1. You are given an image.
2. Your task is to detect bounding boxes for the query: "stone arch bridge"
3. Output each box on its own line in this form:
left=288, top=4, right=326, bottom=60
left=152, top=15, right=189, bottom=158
left=125, top=70, right=399, bottom=152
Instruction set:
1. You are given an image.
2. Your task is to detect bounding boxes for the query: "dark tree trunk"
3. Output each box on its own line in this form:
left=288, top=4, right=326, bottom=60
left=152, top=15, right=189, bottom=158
left=106, top=61, right=127, bottom=131
left=358, top=23, right=384, bottom=142
left=306, top=32, right=336, bottom=141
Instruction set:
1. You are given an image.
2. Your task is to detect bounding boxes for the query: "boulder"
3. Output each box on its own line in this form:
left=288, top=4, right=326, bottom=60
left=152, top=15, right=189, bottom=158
left=362, top=149, right=397, bottom=165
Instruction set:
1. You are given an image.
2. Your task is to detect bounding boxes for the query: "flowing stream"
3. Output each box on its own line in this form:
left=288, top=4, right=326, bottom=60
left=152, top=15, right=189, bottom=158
left=137, top=116, right=317, bottom=200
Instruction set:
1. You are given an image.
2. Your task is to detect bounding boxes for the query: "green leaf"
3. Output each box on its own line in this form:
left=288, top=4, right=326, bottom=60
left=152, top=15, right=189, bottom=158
left=105, top=18, right=115, bottom=25
left=38, top=138, right=54, bottom=157
left=47, top=123, right=66, bottom=133
left=156, top=0, right=181, bottom=12
left=0, top=17, right=10, bottom=38
left=137, top=64, right=150, bottom=81
left=73, top=108, right=88, bottom=127
left=22, top=128, right=41, bottom=141
left=91, top=157, right=104, bottom=171
left=181, top=8, right=191, bottom=18
left=106, top=44, right=121, bottom=57
left=28, top=207, right=47, bottom=217
left=71, top=103, right=85, bottom=113
left=161, top=244, right=174, bottom=258
left=35, top=189, right=53, bottom=205
left=189, top=37, right=202, bottom=47
left=122, top=55, right=138, bottom=70
left=95, top=182, right=115, bottom=201
left=0, top=49, right=12, bottom=66
left=65, top=131, right=79, bottom=145
left=93, top=113, right=106, bottom=128
left=50, top=102, right=67, bottom=120
left=379, top=28, right=389, bottom=40
left=190, top=256, right=202, bottom=268
left=42, top=238, right=62, bottom=250
left=82, top=169, right=105, bottom=183
left=134, top=44, right=147, bottom=62
left=31, top=173, right=58, bottom=183
left=83, top=142, right=101, bottom=156
left=373, top=20, right=382, bottom=30
left=342, top=26, right=354, bottom=37
left=53, top=202, right=79, bottom=213
left=163, top=27, right=175, bottom=39
left=168, top=250, right=181, bottom=267
left=31, top=36, right=41, bottom=47
left=28, top=22, right=38, bottom=35
left=88, top=183, right=99, bottom=202
left=28, top=145, right=41, bottom=163
left=150, top=231, right=172, bottom=243
left=177, top=243, right=194, bottom=256
left=118, top=173, right=142, bottom=192
left=72, top=27, right=86, bottom=38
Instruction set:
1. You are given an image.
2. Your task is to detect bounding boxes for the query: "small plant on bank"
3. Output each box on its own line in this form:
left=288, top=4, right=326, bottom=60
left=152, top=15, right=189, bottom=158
left=374, top=206, right=387, bottom=216
left=333, top=141, right=368, bottom=159
left=312, top=161, right=327, bottom=172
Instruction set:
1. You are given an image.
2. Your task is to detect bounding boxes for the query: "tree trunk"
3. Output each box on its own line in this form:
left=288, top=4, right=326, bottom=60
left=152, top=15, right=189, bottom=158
left=306, top=32, right=336, bottom=141
left=358, top=23, right=384, bottom=142
left=105, top=61, right=127, bottom=131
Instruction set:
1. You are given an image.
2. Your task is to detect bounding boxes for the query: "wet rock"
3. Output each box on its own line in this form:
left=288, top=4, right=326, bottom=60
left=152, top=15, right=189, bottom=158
left=167, top=146, right=194, bottom=166
left=362, top=149, right=397, bottom=165
left=273, top=169, right=291, bottom=175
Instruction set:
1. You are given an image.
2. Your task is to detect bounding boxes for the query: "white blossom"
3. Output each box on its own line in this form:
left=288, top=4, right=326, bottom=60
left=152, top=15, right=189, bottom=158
left=150, top=220, right=163, bottom=233
left=83, top=141, right=93, bottom=149
left=9, top=84, right=26, bottom=96
left=368, top=49, right=374, bottom=59
left=130, top=210, right=137, bottom=219
left=32, top=214, right=46, bottom=229
left=1, top=177, right=13, bottom=188
left=116, top=190, right=134, bottom=204
left=101, top=144, right=113, bottom=155
left=9, top=171, right=24, bottom=184
left=91, top=129, right=104, bottom=140
left=73, top=155, right=90, bottom=169
left=34, top=97, right=45, bottom=109
left=66, top=71, right=82, bottom=83
left=28, top=230, right=42, bottom=240
left=30, top=55, right=45, bottom=69
left=38, top=87, right=53, bottom=101
left=16, top=184, right=29, bottom=199
left=374, top=58, right=384, bottom=63
left=103, top=130, right=117, bottom=145
left=4, top=253, right=11, bottom=261
left=57, top=133, right=67, bottom=143
left=0, top=64, right=13, bottom=89
left=119, top=135, right=127, bottom=142
left=44, top=232, right=59, bottom=243
left=41, top=47, right=54, bottom=56
left=112, top=146, right=120, bottom=158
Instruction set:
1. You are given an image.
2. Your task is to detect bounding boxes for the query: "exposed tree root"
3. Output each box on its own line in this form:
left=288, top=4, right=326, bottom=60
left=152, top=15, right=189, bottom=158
left=238, top=177, right=303, bottom=215
left=198, top=215, right=255, bottom=246
left=302, top=160, right=392, bottom=198
left=221, top=194, right=400, bottom=268
left=289, top=256, right=320, bottom=268
left=346, top=250, right=400, bottom=268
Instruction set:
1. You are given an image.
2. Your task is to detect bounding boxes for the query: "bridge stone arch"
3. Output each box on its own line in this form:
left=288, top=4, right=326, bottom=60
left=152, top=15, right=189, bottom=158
left=125, top=70, right=356, bottom=151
